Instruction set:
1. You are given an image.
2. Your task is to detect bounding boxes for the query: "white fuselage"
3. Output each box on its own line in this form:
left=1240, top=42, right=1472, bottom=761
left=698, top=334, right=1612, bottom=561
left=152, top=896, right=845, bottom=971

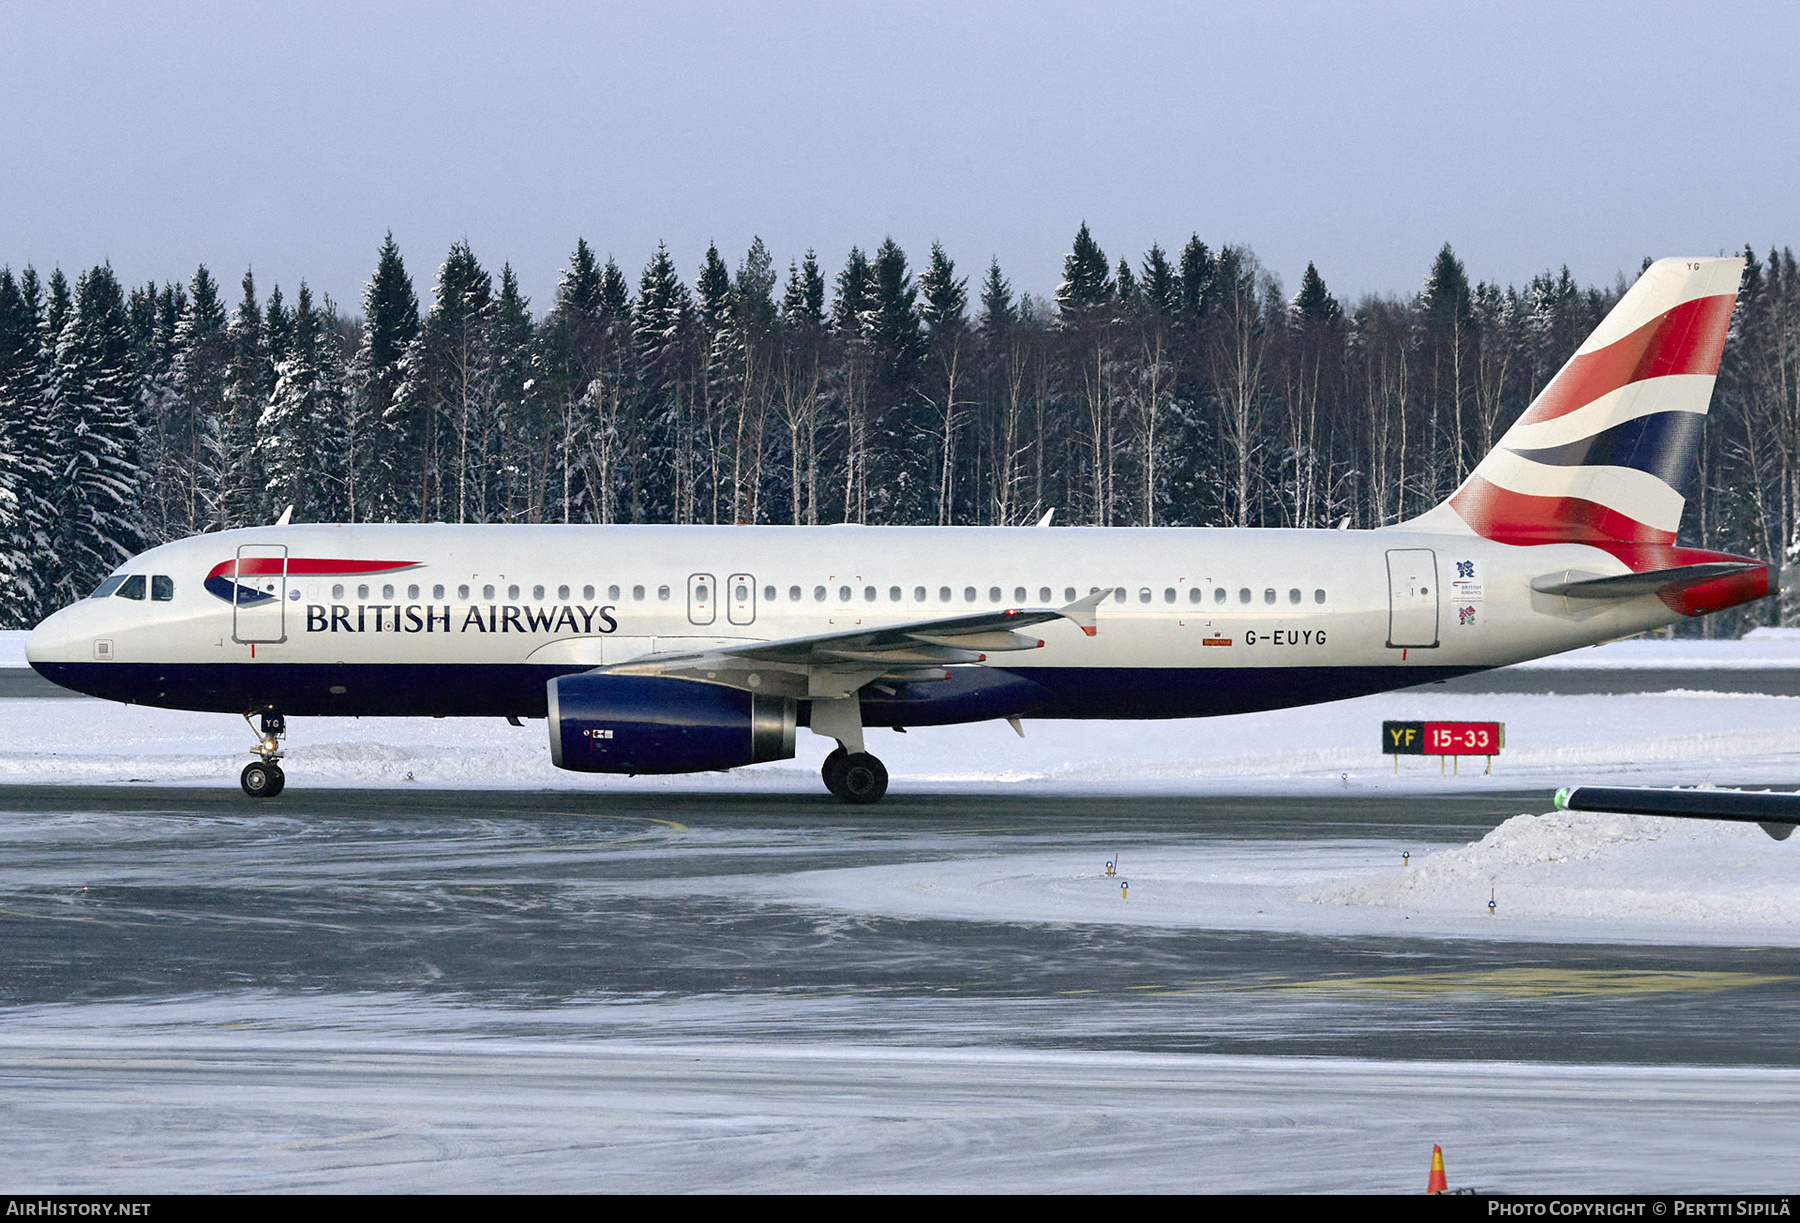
left=25, top=522, right=1682, bottom=723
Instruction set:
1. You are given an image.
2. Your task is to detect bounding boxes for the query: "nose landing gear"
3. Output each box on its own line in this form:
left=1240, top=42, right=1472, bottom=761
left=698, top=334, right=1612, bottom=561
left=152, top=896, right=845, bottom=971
left=241, top=711, right=286, bottom=798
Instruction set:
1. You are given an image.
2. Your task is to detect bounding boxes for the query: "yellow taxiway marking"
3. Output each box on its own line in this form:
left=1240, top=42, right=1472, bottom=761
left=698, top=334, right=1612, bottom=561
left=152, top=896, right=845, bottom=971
left=1275, top=968, right=1792, bottom=999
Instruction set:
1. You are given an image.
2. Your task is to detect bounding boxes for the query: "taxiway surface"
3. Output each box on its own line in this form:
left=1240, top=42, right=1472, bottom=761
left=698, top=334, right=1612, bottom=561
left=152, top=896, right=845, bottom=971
left=3, top=787, right=1799, bottom=1191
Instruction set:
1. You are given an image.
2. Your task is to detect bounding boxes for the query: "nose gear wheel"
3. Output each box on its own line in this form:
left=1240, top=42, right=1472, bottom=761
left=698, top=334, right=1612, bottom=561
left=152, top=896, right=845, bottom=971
left=241, top=711, right=287, bottom=798
left=240, top=760, right=284, bottom=798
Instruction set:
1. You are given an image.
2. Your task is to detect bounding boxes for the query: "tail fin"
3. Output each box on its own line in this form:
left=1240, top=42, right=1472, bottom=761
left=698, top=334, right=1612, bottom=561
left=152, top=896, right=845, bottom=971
left=1407, top=257, right=1744, bottom=546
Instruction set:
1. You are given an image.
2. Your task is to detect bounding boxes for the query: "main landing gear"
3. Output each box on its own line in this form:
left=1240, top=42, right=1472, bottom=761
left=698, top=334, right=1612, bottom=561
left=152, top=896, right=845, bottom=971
left=821, top=745, right=888, bottom=805
left=241, top=711, right=286, bottom=798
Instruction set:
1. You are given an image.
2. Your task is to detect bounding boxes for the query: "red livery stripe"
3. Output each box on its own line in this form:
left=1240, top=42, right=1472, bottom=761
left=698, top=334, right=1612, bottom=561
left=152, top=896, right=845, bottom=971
left=1516, top=294, right=1736, bottom=426
left=206, top=558, right=421, bottom=581
left=1449, top=475, right=1675, bottom=546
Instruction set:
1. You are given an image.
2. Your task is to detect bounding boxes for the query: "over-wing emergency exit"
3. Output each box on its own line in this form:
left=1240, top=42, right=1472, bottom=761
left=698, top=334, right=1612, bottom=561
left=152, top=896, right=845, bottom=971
left=25, top=258, right=1769, bottom=802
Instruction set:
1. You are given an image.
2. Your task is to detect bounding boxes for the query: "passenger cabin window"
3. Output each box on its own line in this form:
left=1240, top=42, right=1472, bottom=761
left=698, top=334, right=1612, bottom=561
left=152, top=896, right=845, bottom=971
left=1164, top=588, right=1176, bottom=604
left=583, top=585, right=595, bottom=600
left=1113, top=589, right=1126, bottom=603
left=1064, top=587, right=1077, bottom=602
left=608, top=585, right=620, bottom=600
left=1189, top=588, right=1203, bottom=604
left=1288, top=588, right=1301, bottom=604
left=914, top=586, right=927, bottom=601
left=432, top=584, right=445, bottom=600
left=1139, top=588, right=1151, bottom=604
left=632, top=585, right=645, bottom=601
left=789, top=586, right=802, bottom=601
left=407, top=584, right=420, bottom=600
left=814, top=586, right=826, bottom=601
left=151, top=575, right=174, bottom=602
left=989, top=587, right=1001, bottom=603
left=1039, top=587, right=1052, bottom=603
left=357, top=584, right=370, bottom=599
left=333, top=584, right=346, bottom=600
left=533, top=585, right=546, bottom=600
left=657, top=585, right=670, bottom=601
left=90, top=575, right=125, bottom=599
left=864, top=586, right=876, bottom=601
left=890, top=586, right=902, bottom=601
left=964, top=586, right=977, bottom=602
left=765, top=585, right=777, bottom=601
left=1263, top=588, right=1276, bottom=605
left=508, top=585, right=520, bottom=600
left=940, top=587, right=952, bottom=602
left=1014, top=586, right=1027, bottom=602
left=381, top=584, right=394, bottom=599
left=483, top=585, right=496, bottom=600
left=839, top=585, right=852, bottom=602
left=557, top=585, right=569, bottom=600
left=456, top=585, right=469, bottom=600
left=1314, top=589, right=1327, bottom=604
left=1214, top=587, right=1226, bottom=604
left=116, top=575, right=146, bottom=600
left=1238, top=588, right=1251, bottom=604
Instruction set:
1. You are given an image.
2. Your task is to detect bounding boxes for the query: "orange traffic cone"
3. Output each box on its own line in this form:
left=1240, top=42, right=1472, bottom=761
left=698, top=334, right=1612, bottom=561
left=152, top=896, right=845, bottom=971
left=1427, top=1143, right=1448, bottom=1194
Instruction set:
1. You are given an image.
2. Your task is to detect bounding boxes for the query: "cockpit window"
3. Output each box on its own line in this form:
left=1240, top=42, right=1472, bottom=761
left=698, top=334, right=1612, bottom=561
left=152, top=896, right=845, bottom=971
left=115, top=575, right=146, bottom=601
left=151, top=575, right=174, bottom=602
left=90, top=576, right=126, bottom=599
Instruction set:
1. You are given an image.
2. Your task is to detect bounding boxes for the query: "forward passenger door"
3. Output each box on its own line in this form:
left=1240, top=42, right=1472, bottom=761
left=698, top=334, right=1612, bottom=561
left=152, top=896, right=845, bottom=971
left=232, top=544, right=288, bottom=644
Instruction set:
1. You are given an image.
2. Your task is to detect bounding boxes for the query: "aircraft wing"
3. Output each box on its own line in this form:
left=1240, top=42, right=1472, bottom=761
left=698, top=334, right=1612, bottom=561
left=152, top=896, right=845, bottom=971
left=599, top=588, right=1113, bottom=699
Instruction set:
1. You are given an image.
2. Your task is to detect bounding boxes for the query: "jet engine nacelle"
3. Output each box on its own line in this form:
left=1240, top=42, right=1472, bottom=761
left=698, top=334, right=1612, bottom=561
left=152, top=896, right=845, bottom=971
left=547, top=673, right=796, bottom=774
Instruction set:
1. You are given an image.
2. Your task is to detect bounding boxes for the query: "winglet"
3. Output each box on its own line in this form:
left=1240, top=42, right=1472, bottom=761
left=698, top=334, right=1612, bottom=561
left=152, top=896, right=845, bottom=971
left=1035, top=508, right=1056, bottom=527
left=273, top=504, right=293, bottom=527
left=1057, top=588, right=1113, bottom=637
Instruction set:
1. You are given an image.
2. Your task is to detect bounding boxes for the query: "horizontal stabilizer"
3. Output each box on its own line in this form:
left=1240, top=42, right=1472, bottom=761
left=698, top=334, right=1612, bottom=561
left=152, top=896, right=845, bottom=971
left=1530, top=561, right=1762, bottom=600
left=1556, top=785, right=1800, bottom=840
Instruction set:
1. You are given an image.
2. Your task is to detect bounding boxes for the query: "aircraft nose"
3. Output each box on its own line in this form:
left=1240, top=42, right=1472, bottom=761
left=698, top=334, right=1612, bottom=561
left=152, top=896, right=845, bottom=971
left=25, top=608, right=73, bottom=668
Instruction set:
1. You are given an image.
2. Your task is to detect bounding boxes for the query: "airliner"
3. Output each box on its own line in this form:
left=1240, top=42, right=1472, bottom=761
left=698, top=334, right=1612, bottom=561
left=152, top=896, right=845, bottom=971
left=25, top=257, right=1769, bottom=802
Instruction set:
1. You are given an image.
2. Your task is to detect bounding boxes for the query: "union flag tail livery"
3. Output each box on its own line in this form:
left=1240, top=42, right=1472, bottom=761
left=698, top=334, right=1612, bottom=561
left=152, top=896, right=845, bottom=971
left=1402, top=256, right=1763, bottom=619
left=1414, top=257, right=1743, bottom=549
left=24, top=256, right=1774, bottom=803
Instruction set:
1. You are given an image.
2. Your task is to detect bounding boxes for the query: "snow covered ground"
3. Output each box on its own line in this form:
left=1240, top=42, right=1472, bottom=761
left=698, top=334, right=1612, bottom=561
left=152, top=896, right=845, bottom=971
left=692, top=813, right=1800, bottom=948
left=2, top=680, right=1799, bottom=794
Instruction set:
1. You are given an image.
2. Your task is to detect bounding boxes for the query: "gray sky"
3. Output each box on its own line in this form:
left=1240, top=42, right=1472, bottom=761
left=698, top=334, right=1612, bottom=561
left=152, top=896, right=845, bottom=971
left=3, top=1, right=1794, bottom=316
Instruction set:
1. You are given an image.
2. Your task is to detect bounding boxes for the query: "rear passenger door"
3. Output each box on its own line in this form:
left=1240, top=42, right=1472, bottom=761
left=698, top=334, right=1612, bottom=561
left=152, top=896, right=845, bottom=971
left=1385, top=548, right=1438, bottom=648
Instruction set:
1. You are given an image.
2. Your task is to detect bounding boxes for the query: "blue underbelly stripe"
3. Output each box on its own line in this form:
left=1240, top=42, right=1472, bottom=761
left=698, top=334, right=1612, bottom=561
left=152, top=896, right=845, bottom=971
left=29, top=660, right=1489, bottom=722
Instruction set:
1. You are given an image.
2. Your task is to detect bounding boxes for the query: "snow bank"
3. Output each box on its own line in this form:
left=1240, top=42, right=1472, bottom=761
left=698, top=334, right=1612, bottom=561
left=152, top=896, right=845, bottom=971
left=1310, top=811, right=1800, bottom=928
left=687, top=810, right=1800, bottom=945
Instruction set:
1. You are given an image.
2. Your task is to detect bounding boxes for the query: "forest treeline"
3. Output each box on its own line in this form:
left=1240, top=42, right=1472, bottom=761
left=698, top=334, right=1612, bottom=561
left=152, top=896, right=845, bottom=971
left=0, top=227, right=1795, bottom=633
